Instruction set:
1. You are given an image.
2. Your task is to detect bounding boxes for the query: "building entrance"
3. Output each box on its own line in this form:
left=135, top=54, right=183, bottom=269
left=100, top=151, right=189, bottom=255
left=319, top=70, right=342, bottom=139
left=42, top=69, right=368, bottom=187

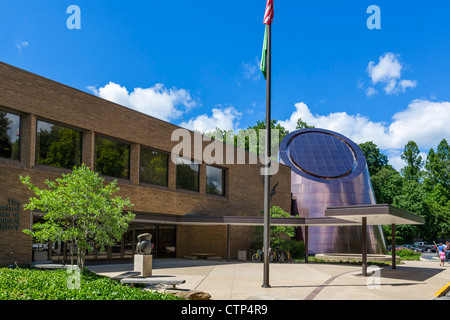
left=31, top=217, right=177, bottom=263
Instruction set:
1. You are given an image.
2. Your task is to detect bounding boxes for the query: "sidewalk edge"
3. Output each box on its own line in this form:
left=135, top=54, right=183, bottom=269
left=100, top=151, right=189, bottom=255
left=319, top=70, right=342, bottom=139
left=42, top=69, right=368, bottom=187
left=434, top=281, right=450, bottom=298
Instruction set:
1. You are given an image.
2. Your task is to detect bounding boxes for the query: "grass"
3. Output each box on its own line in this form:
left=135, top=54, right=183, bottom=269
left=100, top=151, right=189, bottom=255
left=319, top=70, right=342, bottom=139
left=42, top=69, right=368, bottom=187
left=0, top=267, right=182, bottom=300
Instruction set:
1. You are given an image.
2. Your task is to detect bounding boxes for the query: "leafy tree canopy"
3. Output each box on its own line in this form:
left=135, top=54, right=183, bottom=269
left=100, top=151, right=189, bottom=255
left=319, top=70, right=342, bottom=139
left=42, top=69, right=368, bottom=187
left=20, top=164, right=135, bottom=267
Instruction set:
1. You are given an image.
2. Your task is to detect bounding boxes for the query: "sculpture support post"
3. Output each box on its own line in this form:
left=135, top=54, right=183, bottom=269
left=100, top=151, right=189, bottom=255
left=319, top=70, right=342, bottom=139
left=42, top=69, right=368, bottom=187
left=134, top=233, right=153, bottom=277
left=134, top=254, right=153, bottom=277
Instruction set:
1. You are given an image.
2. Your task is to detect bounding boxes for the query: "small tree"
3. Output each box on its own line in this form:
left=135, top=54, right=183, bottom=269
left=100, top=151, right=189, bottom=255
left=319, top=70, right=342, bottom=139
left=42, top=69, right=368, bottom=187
left=252, top=206, right=298, bottom=250
left=20, top=164, right=135, bottom=268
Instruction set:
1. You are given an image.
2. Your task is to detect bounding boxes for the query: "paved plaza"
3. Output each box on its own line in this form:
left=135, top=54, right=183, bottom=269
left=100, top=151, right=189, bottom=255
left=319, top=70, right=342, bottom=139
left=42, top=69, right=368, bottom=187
left=88, top=258, right=450, bottom=300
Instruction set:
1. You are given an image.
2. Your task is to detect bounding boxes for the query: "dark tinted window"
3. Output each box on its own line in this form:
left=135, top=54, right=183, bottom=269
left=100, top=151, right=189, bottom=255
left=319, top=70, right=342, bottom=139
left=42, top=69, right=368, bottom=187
left=176, top=157, right=199, bottom=192
left=95, top=136, right=130, bottom=179
left=140, top=147, right=168, bottom=186
left=0, top=110, right=20, bottom=160
left=206, top=165, right=225, bottom=196
left=36, top=120, right=82, bottom=169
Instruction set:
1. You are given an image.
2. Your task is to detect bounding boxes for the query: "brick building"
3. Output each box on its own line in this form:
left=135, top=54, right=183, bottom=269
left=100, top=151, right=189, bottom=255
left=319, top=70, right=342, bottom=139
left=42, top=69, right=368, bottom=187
left=0, top=62, right=292, bottom=266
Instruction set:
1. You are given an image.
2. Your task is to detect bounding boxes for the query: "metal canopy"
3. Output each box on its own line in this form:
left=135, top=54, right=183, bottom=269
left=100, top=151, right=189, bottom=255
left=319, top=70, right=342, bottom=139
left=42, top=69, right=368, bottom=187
left=133, top=212, right=360, bottom=227
left=324, top=204, right=425, bottom=226
left=133, top=204, right=424, bottom=227
left=133, top=205, right=424, bottom=277
left=325, top=204, right=424, bottom=276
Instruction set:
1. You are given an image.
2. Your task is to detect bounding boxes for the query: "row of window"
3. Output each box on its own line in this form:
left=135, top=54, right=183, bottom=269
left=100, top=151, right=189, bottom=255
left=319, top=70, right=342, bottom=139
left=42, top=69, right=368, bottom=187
left=0, top=110, right=225, bottom=196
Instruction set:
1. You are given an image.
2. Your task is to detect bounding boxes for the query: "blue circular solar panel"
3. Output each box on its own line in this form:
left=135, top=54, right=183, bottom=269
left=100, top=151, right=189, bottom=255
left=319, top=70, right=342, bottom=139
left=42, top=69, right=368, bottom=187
left=280, top=129, right=367, bottom=183
left=288, top=132, right=354, bottom=178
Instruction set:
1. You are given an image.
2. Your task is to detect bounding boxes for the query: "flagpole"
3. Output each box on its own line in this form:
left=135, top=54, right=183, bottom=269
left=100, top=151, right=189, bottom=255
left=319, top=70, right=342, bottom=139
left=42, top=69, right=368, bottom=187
left=262, top=22, right=271, bottom=289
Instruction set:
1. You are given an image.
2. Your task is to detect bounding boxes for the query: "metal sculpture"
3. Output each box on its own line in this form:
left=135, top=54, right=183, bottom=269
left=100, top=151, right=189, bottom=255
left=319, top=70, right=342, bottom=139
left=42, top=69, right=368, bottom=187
left=280, top=128, right=386, bottom=255
left=136, top=233, right=152, bottom=255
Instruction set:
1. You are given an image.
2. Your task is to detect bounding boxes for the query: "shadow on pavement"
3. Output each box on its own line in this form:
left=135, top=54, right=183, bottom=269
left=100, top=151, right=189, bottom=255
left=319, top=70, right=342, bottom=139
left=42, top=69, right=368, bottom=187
left=379, top=265, right=446, bottom=282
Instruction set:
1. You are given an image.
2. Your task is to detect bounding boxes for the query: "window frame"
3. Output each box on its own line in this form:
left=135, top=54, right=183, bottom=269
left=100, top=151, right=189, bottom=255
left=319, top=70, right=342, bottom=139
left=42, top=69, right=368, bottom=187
left=175, top=156, right=200, bottom=192
left=94, top=134, right=131, bottom=180
left=139, top=146, right=169, bottom=187
left=35, top=118, right=83, bottom=170
left=206, top=164, right=226, bottom=196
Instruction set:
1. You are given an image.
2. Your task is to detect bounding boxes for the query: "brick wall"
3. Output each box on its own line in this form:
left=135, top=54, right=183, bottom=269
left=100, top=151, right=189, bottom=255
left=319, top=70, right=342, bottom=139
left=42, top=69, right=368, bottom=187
left=0, top=62, right=291, bottom=265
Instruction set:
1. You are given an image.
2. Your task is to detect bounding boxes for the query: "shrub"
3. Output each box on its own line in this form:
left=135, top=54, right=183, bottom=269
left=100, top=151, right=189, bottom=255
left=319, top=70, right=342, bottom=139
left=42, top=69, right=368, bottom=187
left=388, top=248, right=421, bottom=260
left=284, top=240, right=305, bottom=259
left=0, top=267, right=181, bottom=300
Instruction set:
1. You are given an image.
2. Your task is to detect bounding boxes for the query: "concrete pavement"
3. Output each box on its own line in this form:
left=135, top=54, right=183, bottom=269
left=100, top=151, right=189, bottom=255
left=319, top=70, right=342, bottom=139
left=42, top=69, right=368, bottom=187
left=87, top=258, right=450, bottom=300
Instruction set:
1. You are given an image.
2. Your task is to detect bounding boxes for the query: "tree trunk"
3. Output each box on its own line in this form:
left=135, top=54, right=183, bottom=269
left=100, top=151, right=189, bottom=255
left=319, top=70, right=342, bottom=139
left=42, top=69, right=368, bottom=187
left=77, top=246, right=85, bottom=268
left=70, top=240, right=74, bottom=267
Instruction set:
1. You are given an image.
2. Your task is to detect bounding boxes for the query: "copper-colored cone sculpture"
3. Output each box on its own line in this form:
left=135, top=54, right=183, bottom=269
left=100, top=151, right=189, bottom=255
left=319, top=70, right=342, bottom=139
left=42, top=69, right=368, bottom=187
left=280, top=128, right=386, bottom=254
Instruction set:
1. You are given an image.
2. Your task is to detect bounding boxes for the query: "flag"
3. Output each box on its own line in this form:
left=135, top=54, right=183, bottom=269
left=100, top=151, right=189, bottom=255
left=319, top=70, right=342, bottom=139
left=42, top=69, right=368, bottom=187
left=260, top=25, right=268, bottom=79
left=260, top=0, right=273, bottom=79
left=263, top=0, right=274, bottom=25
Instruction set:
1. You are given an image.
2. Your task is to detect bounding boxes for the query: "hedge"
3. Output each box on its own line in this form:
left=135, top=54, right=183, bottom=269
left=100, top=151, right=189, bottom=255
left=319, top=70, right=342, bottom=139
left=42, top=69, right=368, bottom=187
left=0, top=267, right=181, bottom=300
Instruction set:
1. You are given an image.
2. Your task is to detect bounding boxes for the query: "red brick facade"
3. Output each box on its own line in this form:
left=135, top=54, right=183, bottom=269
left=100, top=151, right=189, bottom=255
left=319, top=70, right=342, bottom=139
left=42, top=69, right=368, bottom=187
left=0, top=62, right=291, bottom=266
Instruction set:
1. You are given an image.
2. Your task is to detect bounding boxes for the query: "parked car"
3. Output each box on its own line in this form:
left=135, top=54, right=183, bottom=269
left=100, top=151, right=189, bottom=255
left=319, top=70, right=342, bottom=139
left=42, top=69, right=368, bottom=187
left=402, top=244, right=423, bottom=252
left=413, top=242, right=436, bottom=253
left=387, top=245, right=407, bottom=252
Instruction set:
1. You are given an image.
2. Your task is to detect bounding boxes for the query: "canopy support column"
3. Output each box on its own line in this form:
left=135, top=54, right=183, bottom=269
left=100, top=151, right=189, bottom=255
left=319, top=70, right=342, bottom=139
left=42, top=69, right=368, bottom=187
left=227, top=224, right=231, bottom=262
left=304, top=226, right=309, bottom=263
left=392, top=223, right=396, bottom=269
left=362, top=217, right=367, bottom=276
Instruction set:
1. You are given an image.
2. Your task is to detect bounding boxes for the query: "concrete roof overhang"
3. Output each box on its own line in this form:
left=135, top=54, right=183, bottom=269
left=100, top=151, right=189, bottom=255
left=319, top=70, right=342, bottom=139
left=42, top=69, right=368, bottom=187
left=133, top=204, right=423, bottom=227
left=324, top=204, right=425, bottom=226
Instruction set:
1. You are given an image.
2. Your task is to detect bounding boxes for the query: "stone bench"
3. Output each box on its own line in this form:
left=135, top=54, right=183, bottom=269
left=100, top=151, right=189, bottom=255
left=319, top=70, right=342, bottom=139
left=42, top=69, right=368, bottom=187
left=190, top=252, right=217, bottom=259
left=110, top=271, right=141, bottom=281
left=26, top=263, right=77, bottom=270
left=120, top=277, right=186, bottom=289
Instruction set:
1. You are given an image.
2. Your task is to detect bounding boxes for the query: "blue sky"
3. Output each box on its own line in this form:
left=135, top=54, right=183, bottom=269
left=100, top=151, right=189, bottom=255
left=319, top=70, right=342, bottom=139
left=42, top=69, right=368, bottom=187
left=1, top=1, right=450, bottom=169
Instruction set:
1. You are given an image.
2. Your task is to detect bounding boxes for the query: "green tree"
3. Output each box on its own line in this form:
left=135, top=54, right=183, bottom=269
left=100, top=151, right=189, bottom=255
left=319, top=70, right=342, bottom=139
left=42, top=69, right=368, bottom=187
left=400, top=141, right=423, bottom=181
left=242, top=119, right=289, bottom=156
left=295, top=117, right=315, bottom=129
left=252, top=206, right=298, bottom=250
left=202, top=120, right=289, bottom=157
left=426, top=198, right=450, bottom=240
left=424, top=139, right=450, bottom=201
left=358, top=141, right=389, bottom=176
left=20, top=164, right=135, bottom=267
left=392, top=180, right=432, bottom=242
left=371, top=166, right=403, bottom=204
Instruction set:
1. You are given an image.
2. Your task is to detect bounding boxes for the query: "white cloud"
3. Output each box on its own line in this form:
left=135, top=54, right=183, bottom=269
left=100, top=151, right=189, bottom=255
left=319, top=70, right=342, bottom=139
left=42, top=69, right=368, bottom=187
left=89, top=82, right=195, bottom=121
left=15, top=40, right=29, bottom=53
left=363, top=52, right=417, bottom=96
left=242, top=58, right=261, bottom=81
left=367, top=52, right=402, bottom=84
left=388, top=99, right=450, bottom=149
left=278, top=100, right=450, bottom=170
left=180, top=106, right=242, bottom=133
left=399, top=79, right=417, bottom=92
left=365, top=87, right=378, bottom=97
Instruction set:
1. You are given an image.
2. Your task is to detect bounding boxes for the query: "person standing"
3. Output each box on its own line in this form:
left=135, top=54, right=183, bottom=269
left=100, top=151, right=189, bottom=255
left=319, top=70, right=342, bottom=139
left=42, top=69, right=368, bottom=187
left=440, top=249, right=446, bottom=267
left=438, top=243, right=446, bottom=255
left=446, top=242, right=450, bottom=263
